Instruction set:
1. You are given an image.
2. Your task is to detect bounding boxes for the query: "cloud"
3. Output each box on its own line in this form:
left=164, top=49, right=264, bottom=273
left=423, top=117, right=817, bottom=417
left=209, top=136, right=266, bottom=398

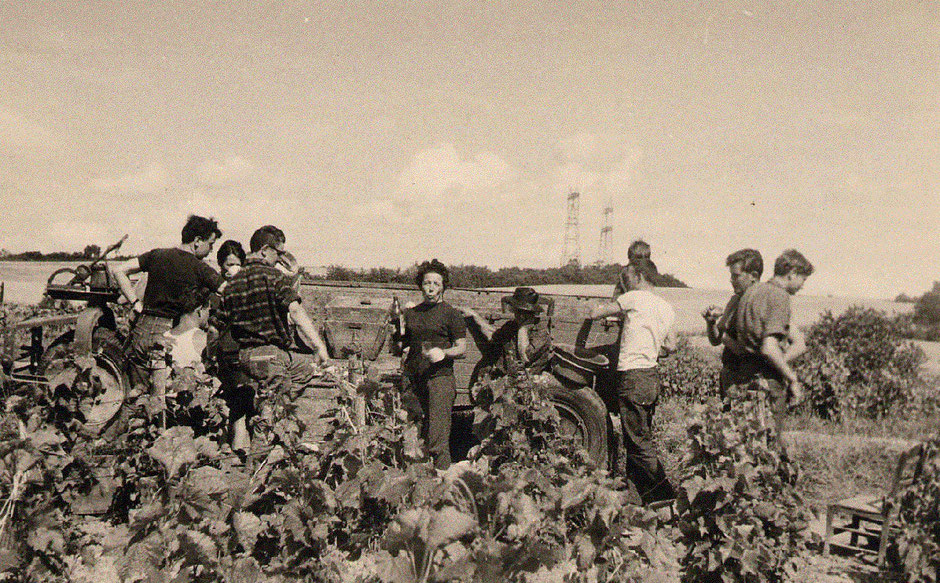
left=89, top=163, right=169, bottom=195
left=396, top=144, right=515, bottom=202
left=555, top=132, right=640, bottom=170
left=196, top=155, right=256, bottom=186
left=0, top=106, right=61, bottom=156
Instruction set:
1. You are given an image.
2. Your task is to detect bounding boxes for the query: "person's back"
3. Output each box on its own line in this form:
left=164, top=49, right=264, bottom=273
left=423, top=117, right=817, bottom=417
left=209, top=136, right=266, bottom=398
left=218, top=259, right=297, bottom=351
left=735, top=280, right=791, bottom=378
left=729, top=249, right=814, bottom=438
left=138, top=247, right=221, bottom=320
left=110, top=215, right=223, bottom=395
left=618, top=289, right=676, bottom=371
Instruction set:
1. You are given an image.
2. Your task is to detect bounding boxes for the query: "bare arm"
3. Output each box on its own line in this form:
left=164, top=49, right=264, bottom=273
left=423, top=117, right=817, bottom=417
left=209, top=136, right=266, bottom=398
left=109, top=258, right=143, bottom=312
left=703, top=305, right=724, bottom=346
left=288, top=300, right=330, bottom=362
left=784, top=327, right=806, bottom=362
left=459, top=306, right=496, bottom=341
left=444, top=337, right=467, bottom=360
left=760, top=335, right=799, bottom=385
left=590, top=301, right=623, bottom=320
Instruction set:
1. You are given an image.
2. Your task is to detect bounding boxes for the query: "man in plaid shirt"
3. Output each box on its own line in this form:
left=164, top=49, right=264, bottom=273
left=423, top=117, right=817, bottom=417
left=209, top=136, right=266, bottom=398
left=210, top=225, right=329, bottom=450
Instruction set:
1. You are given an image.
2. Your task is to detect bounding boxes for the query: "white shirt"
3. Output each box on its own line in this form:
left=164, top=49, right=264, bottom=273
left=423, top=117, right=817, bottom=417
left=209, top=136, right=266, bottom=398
left=616, top=290, right=676, bottom=370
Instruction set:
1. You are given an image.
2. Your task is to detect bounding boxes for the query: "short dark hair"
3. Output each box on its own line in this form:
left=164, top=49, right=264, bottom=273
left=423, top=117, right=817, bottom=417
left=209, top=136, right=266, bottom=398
left=726, top=248, right=763, bottom=278
left=181, top=215, right=221, bottom=244
left=629, top=257, right=659, bottom=283
left=628, top=239, right=651, bottom=262
left=216, top=239, right=246, bottom=267
left=249, top=225, right=286, bottom=253
left=774, top=249, right=814, bottom=277
left=414, top=258, right=449, bottom=289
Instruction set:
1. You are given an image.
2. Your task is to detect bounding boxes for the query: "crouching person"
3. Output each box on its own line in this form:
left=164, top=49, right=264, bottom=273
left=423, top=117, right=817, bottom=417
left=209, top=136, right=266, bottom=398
left=461, top=286, right=552, bottom=382
left=209, top=225, right=329, bottom=454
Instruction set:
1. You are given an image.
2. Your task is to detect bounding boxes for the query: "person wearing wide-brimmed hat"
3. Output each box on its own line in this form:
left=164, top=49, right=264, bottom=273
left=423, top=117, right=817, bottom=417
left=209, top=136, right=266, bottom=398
left=461, top=287, right=552, bottom=380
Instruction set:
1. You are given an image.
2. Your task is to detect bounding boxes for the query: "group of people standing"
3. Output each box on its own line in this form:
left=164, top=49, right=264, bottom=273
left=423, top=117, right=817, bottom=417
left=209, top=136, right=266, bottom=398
left=110, top=216, right=330, bottom=454
left=106, top=214, right=814, bottom=502
left=582, top=241, right=813, bottom=504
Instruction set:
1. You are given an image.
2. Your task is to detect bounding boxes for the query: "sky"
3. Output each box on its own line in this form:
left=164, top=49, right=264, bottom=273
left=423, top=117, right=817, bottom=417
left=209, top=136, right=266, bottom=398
left=1, top=0, right=937, bottom=299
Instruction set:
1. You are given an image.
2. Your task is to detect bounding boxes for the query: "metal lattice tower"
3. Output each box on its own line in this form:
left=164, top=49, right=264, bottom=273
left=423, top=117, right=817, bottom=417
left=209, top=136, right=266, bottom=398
left=561, top=191, right=581, bottom=266
left=597, top=199, right=613, bottom=265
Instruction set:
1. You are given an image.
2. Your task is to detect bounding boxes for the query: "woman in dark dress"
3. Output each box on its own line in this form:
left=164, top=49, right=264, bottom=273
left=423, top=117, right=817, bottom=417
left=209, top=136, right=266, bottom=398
left=396, top=259, right=467, bottom=469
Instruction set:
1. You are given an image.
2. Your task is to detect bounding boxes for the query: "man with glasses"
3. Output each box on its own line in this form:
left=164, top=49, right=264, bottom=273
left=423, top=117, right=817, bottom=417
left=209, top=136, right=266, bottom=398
left=111, top=214, right=224, bottom=394
left=209, top=225, right=330, bottom=452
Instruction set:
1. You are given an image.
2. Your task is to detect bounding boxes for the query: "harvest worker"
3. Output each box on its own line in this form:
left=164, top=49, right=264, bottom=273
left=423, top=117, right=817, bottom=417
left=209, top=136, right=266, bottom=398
left=461, top=286, right=552, bottom=381
left=702, top=248, right=763, bottom=396
left=397, top=259, right=467, bottom=470
left=211, top=239, right=250, bottom=450
left=209, top=226, right=329, bottom=441
left=590, top=258, right=677, bottom=505
left=730, top=249, right=814, bottom=438
left=111, top=215, right=224, bottom=394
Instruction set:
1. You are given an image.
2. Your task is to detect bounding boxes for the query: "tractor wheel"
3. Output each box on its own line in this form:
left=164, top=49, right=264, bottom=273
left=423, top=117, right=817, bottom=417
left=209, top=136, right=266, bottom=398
left=42, top=329, right=129, bottom=437
left=544, top=378, right=609, bottom=469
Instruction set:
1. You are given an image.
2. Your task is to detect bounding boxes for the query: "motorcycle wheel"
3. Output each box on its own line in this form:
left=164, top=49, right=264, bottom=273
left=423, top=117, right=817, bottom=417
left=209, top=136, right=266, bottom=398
left=42, top=329, right=129, bottom=437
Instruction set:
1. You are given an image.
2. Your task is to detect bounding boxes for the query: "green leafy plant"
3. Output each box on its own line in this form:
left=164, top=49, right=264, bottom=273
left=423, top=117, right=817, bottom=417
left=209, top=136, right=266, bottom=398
left=795, top=307, right=928, bottom=419
left=894, top=436, right=940, bottom=583
left=659, top=337, right=721, bottom=402
left=676, top=398, right=815, bottom=583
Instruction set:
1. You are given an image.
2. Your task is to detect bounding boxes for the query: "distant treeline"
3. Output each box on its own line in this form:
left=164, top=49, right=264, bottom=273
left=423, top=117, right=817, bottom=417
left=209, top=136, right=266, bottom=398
left=894, top=281, right=940, bottom=341
left=310, top=263, right=688, bottom=289
left=0, top=246, right=135, bottom=262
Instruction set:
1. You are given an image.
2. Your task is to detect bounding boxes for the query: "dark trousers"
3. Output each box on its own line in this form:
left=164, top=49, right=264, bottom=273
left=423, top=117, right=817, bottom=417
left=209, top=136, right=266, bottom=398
left=617, top=368, right=674, bottom=504
left=404, top=373, right=455, bottom=469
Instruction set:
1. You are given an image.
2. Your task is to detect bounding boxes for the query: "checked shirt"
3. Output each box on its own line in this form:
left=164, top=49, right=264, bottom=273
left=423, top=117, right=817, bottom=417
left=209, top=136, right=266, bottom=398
left=210, top=258, right=300, bottom=351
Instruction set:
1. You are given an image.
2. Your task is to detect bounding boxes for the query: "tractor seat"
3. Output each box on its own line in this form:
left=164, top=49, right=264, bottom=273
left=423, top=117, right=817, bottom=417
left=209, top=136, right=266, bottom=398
left=552, top=344, right=609, bottom=386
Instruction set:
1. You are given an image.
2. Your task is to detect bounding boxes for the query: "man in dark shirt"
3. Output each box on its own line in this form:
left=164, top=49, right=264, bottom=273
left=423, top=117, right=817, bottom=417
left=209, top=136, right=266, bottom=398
left=210, top=225, right=329, bottom=399
left=703, top=249, right=763, bottom=396
left=111, top=215, right=224, bottom=394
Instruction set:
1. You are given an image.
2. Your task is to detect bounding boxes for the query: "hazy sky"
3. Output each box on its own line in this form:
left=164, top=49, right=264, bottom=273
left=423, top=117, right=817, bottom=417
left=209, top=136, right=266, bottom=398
left=1, top=1, right=937, bottom=299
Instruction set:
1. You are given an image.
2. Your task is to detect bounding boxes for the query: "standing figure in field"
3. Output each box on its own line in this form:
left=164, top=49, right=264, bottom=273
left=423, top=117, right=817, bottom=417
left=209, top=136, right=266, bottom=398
left=591, top=258, right=677, bottom=504
left=702, top=249, right=763, bottom=397
left=209, top=226, right=330, bottom=452
left=461, top=286, right=552, bottom=382
left=730, top=249, right=813, bottom=438
left=110, top=215, right=224, bottom=394
left=211, top=240, right=250, bottom=451
left=397, top=259, right=467, bottom=470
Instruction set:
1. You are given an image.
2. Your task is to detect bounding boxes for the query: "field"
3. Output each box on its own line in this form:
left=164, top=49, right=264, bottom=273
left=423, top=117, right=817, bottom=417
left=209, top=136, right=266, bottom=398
left=1, top=290, right=938, bottom=582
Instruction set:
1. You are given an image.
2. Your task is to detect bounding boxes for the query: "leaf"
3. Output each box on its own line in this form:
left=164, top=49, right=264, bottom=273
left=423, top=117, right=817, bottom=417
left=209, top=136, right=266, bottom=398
left=383, top=508, right=431, bottom=554
left=181, top=529, right=217, bottom=562
left=27, top=527, right=65, bottom=554
left=375, top=549, right=417, bottom=583
left=227, top=557, right=263, bottom=583
left=403, top=425, right=424, bottom=460
left=426, top=507, right=477, bottom=549
left=232, top=512, right=263, bottom=551
left=147, top=426, right=198, bottom=479
left=193, top=436, right=219, bottom=460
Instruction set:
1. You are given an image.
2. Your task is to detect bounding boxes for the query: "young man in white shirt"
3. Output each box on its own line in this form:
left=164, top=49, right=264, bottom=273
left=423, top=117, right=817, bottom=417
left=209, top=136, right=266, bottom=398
left=591, top=258, right=677, bottom=504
